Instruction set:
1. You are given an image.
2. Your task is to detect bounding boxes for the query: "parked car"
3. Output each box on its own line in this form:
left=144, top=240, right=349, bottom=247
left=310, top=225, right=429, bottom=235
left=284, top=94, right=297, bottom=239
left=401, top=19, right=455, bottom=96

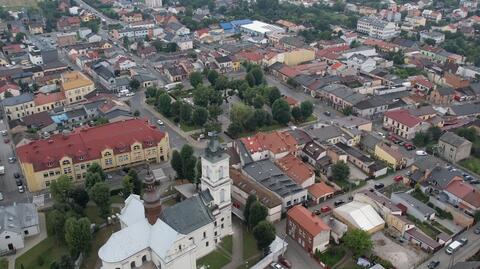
left=474, top=226, right=480, bottom=234
left=415, top=150, right=428, bottom=156
left=404, top=143, right=415, bottom=150
left=470, top=179, right=480, bottom=185
left=374, top=183, right=385, bottom=189
left=0, top=192, right=3, bottom=201
left=8, top=157, right=16, bottom=163
left=334, top=200, right=345, bottom=207
left=270, top=262, right=284, bottom=269
left=427, top=261, right=440, bottom=269
left=156, top=119, right=164, bottom=125
left=320, top=206, right=331, bottom=213
left=377, top=132, right=386, bottom=138
left=459, top=237, right=468, bottom=246
left=0, top=130, right=7, bottom=136
left=3, top=138, right=9, bottom=144
left=394, top=176, right=403, bottom=182
left=17, top=185, right=25, bottom=193
left=15, top=179, right=22, bottom=186
left=314, top=209, right=321, bottom=215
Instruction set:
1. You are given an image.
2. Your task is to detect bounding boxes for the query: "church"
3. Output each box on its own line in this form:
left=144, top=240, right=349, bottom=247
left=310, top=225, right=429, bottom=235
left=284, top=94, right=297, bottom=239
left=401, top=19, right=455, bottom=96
left=98, top=135, right=233, bottom=269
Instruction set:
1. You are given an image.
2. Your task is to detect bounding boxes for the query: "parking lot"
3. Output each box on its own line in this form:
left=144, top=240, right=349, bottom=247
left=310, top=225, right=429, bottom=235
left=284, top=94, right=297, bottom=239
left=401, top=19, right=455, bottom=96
left=372, top=232, right=428, bottom=269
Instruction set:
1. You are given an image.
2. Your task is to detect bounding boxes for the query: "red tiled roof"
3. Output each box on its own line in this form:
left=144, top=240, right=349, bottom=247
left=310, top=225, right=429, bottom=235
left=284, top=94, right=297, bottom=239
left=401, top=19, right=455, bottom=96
left=282, top=95, right=298, bottom=106
left=308, top=181, right=335, bottom=199
left=384, top=109, right=421, bottom=128
left=235, top=51, right=263, bottom=62
left=279, top=66, right=300, bottom=78
left=445, top=180, right=480, bottom=208
left=0, top=82, right=20, bottom=94
left=241, top=131, right=297, bottom=155
left=276, top=154, right=314, bottom=185
left=411, top=75, right=434, bottom=89
left=34, top=92, right=66, bottom=106
left=287, top=205, right=330, bottom=235
left=17, top=119, right=166, bottom=172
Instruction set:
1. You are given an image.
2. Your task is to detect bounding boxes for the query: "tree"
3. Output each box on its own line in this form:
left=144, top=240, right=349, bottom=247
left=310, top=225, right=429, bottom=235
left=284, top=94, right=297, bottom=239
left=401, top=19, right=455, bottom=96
left=181, top=145, right=196, bottom=181
left=58, top=255, right=74, bottom=269
left=428, top=126, right=442, bottom=141
left=90, top=182, right=111, bottom=218
left=248, top=201, right=268, bottom=229
left=268, top=87, right=281, bottom=106
left=341, top=106, right=353, bottom=116
left=146, top=86, right=157, bottom=98
left=272, top=99, right=291, bottom=125
left=253, top=221, right=276, bottom=252
left=85, top=172, right=102, bottom=190
left=456, top=127, right=477, bottom=142
left=171, top=150, right=184, bottom=178
left=250, top=67, right=264, bottom=85
left=88, top=163, right=106, bottom=180
left=50, top=175, right=74, bottom=204
left=122, top=175, right=134, bottom=198
left=424, top=38, right=436, bottom=46
left=180, top=103, right=192, bottom=122
left=194, top=158, right=202, bottom=186
left=14, top=32, right=26, bottom=43
left=214, top=76, right=228, bottom=92
left=157, top=94, right=172, bottom=116
left=252, top=95, right=264, bottom=109
left=4, top=91, right=13, bottom=98
left=192, top=107, right=209, bottom=126
left=207, top=70, right=219, bottom=85
left=230, top=103, right=254, bottom=128
left=227, top=122, right=243, bottom=137
left=64, top=217, right=92, bottom=257
left=413, top=132, right=430, bottom=147
left=189, top=71, right=203, bottom=88
left=47, top=209, right=66, bottom=241
left=123, top=36, right=130, bottom=49
left=70, top=188, right=89, bottom=208
left=343, top=229, right=373, bottom=256
left=300, top=101, right=314, bottom=119
left=128, top=170, right=142, bottom=195
left=291, top=106, right=303, bottom=122
left=129, top=79, right=140, bottom=91
left=331, top=161, right=350, bottom=182
left=244, top=195, right=257, bottom=225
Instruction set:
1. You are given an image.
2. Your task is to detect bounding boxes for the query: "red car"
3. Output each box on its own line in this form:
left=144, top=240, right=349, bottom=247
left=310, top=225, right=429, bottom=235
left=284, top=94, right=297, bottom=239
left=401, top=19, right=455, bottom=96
left=404, top=143, right=415, bottom=150
left=320, top=206, right=331, bottom=213
left=278, top=256, right=292, bottom=268
left=3, top=138, right=9, bottom=144
left=394, top=175, right=403, bottom=182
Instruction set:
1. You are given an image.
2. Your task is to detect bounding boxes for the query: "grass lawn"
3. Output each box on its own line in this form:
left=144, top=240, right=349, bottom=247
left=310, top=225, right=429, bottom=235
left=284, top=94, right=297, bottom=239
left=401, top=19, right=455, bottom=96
left=460, top=157, right=480, bottom=175
left=0, top=259, right=8, bottom=269
left=84, top=206, right=121, bottom=225
left=81, top=225, right=120, bottom=269
left=196, top=250, right=231, bottom=269
left=1, top=0, right=38, bottom=7
left=315, top=246, right=345, bottom=267
left=235, top=256, right=261, bottom=269
left=220, top=235, right=233, bottom=255
left=243, top=229, right=260, bottom=260
left=236, top=123, right=284, bottom=138
left=15, top=236, right=68, bottom=269
left=110, top=195, right=125, bottom=204
left=407, top=215, right=439, bottom=238
left=432, top=220, right=453, bottom=235
left=179, top=121, right=201, bottom=132
left=381, top=183, right=410, bottom=198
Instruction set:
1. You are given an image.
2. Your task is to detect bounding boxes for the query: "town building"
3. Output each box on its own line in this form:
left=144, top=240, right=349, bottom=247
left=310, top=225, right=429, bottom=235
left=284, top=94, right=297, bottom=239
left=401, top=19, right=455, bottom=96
left=383, top=109, right=425, bottom=140
left=0, top=203, right=40, bottom=252
left=275, top=154, right=315, bottom=188
left=17, top=119, right=170, bottom=192
left=61, top=71, right=95, bottom=104
left=3, top=94, right=36, bottom=121
left=99, top=134, right=232, bottom=269
left=286, top=205, right=330, bottom=253
left=444, top=179, right=480, bottom=214
left=438, top=132, right=472, bottom=163
left=391, top=192, right=436, bottom=221
left=333, top=201, right=385, bottom=234
left=357, top=16, right=398, bottom=40
left=307, top=181, right=335, bottom=204
left=145, top=0, right=162, bottom=8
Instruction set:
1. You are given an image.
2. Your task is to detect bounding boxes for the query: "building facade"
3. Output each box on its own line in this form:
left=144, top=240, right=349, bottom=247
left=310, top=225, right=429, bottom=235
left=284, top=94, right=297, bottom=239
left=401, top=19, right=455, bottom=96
left=17, top=119, right=170, bottom=192
left=61, top=71, right=95, bottom=104
left=286, top=205, right=330, bottom=253
left=438, top=132, right=472, bottom=163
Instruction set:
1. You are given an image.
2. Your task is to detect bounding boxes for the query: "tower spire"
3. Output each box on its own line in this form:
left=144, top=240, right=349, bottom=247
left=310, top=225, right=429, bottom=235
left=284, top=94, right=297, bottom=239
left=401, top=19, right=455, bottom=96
left=143, top=163, right=162, bottom=225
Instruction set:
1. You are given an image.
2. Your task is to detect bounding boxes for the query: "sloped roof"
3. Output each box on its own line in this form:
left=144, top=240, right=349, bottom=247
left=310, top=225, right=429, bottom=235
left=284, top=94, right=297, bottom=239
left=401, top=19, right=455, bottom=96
left=333, top=201, right=385, bottom=232
left=287, top=205, right=330, bottom=236
left=308, top=181, right=335, bottom=199
left=161, top=195, right=214, bottom=234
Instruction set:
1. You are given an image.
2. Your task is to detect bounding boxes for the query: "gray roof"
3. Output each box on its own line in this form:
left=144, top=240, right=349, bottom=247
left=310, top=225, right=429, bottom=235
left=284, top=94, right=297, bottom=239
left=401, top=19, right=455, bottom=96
left=66, top=107, right=87, bottom=119
left=426, top=166, right=462, bottom=188
left=302, top=141, right=326, bottom=160
left=450, top=103, right=480, bottom=116
left=360, top=132, right=381, bottom=152
left=335, top=142, right=373, bottom=164
left=286, top=129, right=312, bottom=146
left=354, top=96, right=389, bottom=110
left=437, top=87, right=455, bottom=95
left=0, top=203, right=39, bottom=234
left=2, top=93, right=34, bottom=107
left=307, top=125, right=348, bottom=142
left=451, top=262, right=480, bottom=269
left=161, top=194, right=214, bottom=234
left=243, top=159, right=304, bottom=198
left=392, top=192, right=435, bottom=216
left=439, top=132, right=471, bottom=148
left=413, top=155, right=444, bottom=172
left=237, top=140, right=253, bottom=165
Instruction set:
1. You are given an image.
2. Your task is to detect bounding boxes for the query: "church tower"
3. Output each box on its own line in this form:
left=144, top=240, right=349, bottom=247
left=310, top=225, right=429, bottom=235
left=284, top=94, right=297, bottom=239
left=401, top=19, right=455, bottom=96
left=200, top=133, right=233, bottom=235
left=143, top=167, right=162, bottom=225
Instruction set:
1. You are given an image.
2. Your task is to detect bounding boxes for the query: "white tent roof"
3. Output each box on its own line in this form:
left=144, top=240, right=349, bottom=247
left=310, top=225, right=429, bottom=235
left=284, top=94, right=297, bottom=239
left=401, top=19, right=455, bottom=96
left=118, top=194, right=144, bottom=227
left=334, top=201, right=385, bottom=232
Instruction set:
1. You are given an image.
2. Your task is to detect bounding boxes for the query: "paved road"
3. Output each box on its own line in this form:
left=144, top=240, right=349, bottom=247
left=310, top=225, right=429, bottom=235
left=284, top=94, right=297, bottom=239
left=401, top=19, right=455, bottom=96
left=418, top=226, right=480, bottom=269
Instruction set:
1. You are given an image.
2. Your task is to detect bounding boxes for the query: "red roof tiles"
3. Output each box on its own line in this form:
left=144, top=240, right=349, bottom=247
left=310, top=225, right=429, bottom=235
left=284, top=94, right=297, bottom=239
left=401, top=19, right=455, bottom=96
left=384, top=109, right=421, bottom=128
left=287, top=205, right=330, bottom=235
left=276, top=154, right=314, bottom=185
left=241, top=131, right=297, bottom=155
left=34, top=92, right=66, bottom=106
left=308, top=181, right=335, bottom=199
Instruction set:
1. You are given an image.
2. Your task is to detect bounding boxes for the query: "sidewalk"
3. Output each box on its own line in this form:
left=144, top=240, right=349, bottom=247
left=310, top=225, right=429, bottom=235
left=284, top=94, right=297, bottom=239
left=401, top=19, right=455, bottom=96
left=142, top=99, right=207, bottom=149
left=8, top=212, right=47, bottom=269
left=223, top=218, right=244, bottom=269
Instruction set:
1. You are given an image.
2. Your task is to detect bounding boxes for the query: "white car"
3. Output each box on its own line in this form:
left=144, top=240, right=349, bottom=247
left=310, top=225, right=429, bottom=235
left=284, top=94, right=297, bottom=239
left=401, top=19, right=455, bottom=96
left=0, top=130, right=7, bottom=136
left=416, top=150, right=428, bottom=156
left=270, top=263, right=284, bottom=269
left=17, top=185, right=25, bottom=193
left=125, top=92, right=135, bottom=97
left=0, top=192, right=4, bottom=201
left=377, top=132, right=386, bottom=138
left=157, top=119, right=164, bottom=125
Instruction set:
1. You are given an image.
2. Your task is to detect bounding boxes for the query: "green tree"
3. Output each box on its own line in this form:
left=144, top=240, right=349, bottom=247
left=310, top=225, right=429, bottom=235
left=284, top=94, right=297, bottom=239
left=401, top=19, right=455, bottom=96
left=244, top=195, right=257, bottom=225
left=246, top=72, right=256, bottom=87
left=248, top=201, right=268, bottom=229
left=47, top=209, right=66, bottom=241
left=272, top=99, right=291, bottom=125
left=413, top=132, right=430, bottom=147
left=331, top=161, right=350, bottom=182
left=252, top=95, right=264, bottom=109
left=268, top=87, right=281, bottom=106
left=14, top=32, right=26, bottom=43
left=171, top=150, right=184, bottom=178
left=50, top=175, right=74, bottom=204
left=341, top=106, right=353, bottom=116
left=4, top=91, right=13, bottom=98
left=129, top=79, right=140, bottom=91
left=253, top=221, right=276, bottom=252
left=146, top=86, right=157, bottom=98
left=180, top=145, right=196, bottom=181
left=428, top=126, right=442, bottom=141
left=85, top=172, right=103, bottom=190
left=87, top=163, right=106, bottom=180
left=58, top=255, right=74, bottom=269
left=180, top=103, right=192, bottom=122
left=157, top=94, right=172, bottom=116
left=192, top=107, right=209, bottom=126
left=227, top=122, right=243, bottom=137
left=122, top=175, right=134, bottom=198
left=214, top=75, right=229, bottom=92
left=343, top=229, right=373, bottom=256
left=194, top=157, right=202, bottom=186
left=207, top=70, right=219, bottom=85
left=90, top=182, right=111, bottom=218
left=70, top=188, right=89, bottom=208
left=128, top=170, right=142, bottom=195
left=456, top=127, right=477, bottom=142
left=424, top=38, right=436, bottom=46
left=250, top=67, right=264, bottom=85
left=291, top=106, right=303, bottom=122
left=64, top=217, right=92, bottom=256
left=300, top=101, right=314, bottom=119
left=230, top=103, right=254, bottom=128
left=189, top=71, right=203, bottom=88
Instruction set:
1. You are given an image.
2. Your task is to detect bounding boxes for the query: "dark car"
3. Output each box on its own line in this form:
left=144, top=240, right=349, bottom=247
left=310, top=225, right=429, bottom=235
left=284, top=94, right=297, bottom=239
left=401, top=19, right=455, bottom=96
left=474, top=226, right=480, bottom=234
left=314, top=209, right=321, bottom=215
left=324, top=111, right=331, bottom=116
left=278, top=256, right=291, bottom=269
left=374, top=183, right=385, bottom=190
left=15, top=179, right=22, bottom=186
left=14, top=172, right=21, bottom=179
left=334, top=200, right=345, bottom=207
left=427, top=261, right=440, bottom=269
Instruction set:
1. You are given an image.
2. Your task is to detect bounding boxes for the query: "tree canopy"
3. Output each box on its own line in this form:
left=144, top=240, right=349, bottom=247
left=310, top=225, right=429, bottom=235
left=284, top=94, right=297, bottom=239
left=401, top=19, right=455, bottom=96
left=343, top=229, right=373, bottom=256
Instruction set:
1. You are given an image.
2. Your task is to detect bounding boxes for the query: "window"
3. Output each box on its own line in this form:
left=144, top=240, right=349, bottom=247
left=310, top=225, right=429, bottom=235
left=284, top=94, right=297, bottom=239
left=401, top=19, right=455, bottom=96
left=105, top=158, right=113, bottom=165
left=45, top=181, right=51, bottom=187
left=214, top=231, right=217, bottom=236
left=5, top=236, right=9, bottom=239
left=104, top=152, right=112, bottom=157
left=133, top=145, right=140, bottom=150
left=24, top=230, right=29, bottom=235
left=203, top=231, right=206, bottom=238
left=219, top=166, right=224, bottom=179
left=43, top=173, right=48, bottom=178
left=206, top=241, right=209, bottom=247
left=221, top=224, right=224, bottom=229
left=62, top=160, right=70, bottom=165
left=214, top=221, right=217, bottom=227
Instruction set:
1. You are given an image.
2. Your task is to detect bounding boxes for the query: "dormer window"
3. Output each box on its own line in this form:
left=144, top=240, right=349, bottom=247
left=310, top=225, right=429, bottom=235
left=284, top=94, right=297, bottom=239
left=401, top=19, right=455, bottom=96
left=62, top=160, right=70, bottom=165
left=104, top=152, right=112, bottom=157
left=47, top=161, right=54, bottom=168
left=133, top=145, right=140, bottom=150
left=79, top=155, right=85, bottom=161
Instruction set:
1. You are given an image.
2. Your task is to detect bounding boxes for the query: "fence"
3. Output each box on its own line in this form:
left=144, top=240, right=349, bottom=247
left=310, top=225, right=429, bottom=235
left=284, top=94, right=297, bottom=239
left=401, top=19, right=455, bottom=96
left=249, top=236, right=287, bottom=269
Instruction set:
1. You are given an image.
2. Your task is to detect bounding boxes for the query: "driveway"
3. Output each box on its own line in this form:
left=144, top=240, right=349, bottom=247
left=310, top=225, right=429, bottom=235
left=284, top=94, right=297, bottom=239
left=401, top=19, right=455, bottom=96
left=372, top=232, right=427, bottom=269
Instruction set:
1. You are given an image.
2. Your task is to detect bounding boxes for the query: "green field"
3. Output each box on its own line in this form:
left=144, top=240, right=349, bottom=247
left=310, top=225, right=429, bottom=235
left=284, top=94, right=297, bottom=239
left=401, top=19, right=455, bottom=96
left=460, top=157, right=480, bottom=175
left=1, top=0, right=38, bottom=8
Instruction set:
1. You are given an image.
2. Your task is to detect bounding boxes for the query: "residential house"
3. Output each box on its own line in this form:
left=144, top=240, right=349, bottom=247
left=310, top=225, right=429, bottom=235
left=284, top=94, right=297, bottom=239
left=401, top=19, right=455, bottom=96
left=56, top=16, right=81, bottom=31
left=57, top=32, right=77, bottom=47
left=427, top=87, right=456, bottom=105
left=420, top=31, right=445, bottom=44
left=308, top=181, right=335, bottom=204
left=238, top=131, right=298, bottom=163
left=356, top=17, right=398, bottom=40
left=374, top=143, right=412, bottom=169
left=307, top=125, right=360, bottom=147
left=276, top=154, right=315, bottom=188
left=391, top=192, right=435, bottom=221
left=21, top=111, right=57, bottom=133
left=287, top=205, right=330, bottom=253
left=34, top=92, right=66, bottom=113
left=438, top=132, right=472, bottom=163
left=383, top=109, right=424, bottom=140
left=61, top=71, right=95, bottom=104
left=165, top=65, right=188, bottom=83
left=3, top=94, right=35, bottom=121
left=335, top=142, right=388, bottom=178
left=0, top=83, right=21, bottom=100
left=300, top=141, right=329, bottom=170
left=444, top=179, right=480, bottom=214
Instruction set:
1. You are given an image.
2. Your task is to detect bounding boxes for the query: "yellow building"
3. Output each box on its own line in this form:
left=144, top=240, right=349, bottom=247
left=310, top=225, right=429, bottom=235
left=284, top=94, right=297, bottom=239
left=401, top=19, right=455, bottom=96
left=3, top=93, right=36, bottom=121
left=283, top=49, right=315, bottom=66
left=17, top=119, right=171, bottom=192
left=61, top=71, right=95, bottom=104
left=374, top=143, right=408, bottom=169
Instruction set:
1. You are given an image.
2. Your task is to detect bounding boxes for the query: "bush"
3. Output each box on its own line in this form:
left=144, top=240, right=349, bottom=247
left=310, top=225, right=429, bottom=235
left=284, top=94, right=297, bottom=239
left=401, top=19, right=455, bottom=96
left=37, top=256, right=45, bottom=266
